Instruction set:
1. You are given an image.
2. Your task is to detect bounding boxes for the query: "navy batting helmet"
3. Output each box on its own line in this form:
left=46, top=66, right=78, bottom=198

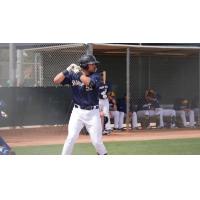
left=79, top=54, right=100, bottom=69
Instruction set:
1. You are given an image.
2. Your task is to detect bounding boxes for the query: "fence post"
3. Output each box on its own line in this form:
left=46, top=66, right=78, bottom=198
left=148, top=56, right=151, bottom=88
left=198, top=51, right=200, bottom=126
left=86, top=43, right=93, bottom=55
left=9, top=43, right=17, bottom=87
left=126, top=47, right=130, bottom=130
left=16, top=49, right=23, bottom=87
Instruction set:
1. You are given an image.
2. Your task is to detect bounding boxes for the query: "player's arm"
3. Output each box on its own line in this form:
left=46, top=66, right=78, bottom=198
left=80, top=73, right=100, bottom=88
left=80, top=75, right=91, bottom=86
left=54, top=66, right=73, bottom=85
left=112, top=98, right=117, bottom=111
left=54, top=64, right=81, bottom=85
left=53, top=72, right=65, bottom=84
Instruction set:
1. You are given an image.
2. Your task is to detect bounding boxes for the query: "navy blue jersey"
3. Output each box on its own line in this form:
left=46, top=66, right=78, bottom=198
left=137, top=97, right=160, bottom=111
left=61, top=71, right=101, bottom=107
left=98, top=82, right=111, bottom=99
left=117, top=98, right=127, bottom=113
left=117, top=98, right=137, bottom=113
left=174, top=98, right=191, bottom=110
left=109, top=97, right=116, bottom=111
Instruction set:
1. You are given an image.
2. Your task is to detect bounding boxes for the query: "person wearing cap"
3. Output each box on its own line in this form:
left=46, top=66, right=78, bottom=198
left=137, top=89, right=164, bottom=129
left=117, top=94, right=139, bottom=130
left=54, top=54, right=108, bottom=155
left=108, top=91, right=120, bottom=131
left=174, top=98, right=195, bottom=128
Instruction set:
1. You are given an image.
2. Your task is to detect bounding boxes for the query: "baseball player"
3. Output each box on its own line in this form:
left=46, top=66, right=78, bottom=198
left=191, top=96, right=200, bottom=126
left=0, top=100, right=15, bottom=155
left=174, top=98, right=195, bottom=127
left=108, top=92, right=120, bottom=130
left=98, top=71, right=112, bottom=135
left=0, top=136, right=16, bottom=155
left=117, top=94, right=139, bottom=130
left=0, top=100, right=8, bottom=120
left=137, top=89, right=164, bottom=129
left=162, top=108, right=176, bottom=128
left=53, top=54, right=108, bottom=155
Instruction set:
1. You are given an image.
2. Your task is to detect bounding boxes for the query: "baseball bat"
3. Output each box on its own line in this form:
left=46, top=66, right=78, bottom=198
left=102, top=70, right=106, bottom=84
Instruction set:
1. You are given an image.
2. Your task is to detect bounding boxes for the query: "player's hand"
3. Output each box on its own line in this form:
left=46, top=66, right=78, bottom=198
left=66, top=63, right=77, bottom=71
left=66, top=64, right=81, bottom=74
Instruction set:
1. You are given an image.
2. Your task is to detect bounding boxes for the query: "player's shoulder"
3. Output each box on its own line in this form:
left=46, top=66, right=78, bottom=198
left=90, top=72, right=100, bottom=78
left=68, top=71, right=81, bottom=79
left=90, top=72, right=101, bottom=82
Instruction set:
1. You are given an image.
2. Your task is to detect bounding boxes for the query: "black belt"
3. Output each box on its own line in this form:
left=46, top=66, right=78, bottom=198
left=74, top=104, right=99, bottom=110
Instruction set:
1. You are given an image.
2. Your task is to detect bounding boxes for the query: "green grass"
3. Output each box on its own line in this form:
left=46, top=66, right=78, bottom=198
left=13, top=138, right=200, bottom=155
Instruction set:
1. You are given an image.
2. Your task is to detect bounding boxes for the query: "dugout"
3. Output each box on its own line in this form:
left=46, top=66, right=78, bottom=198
left=1, top=43, right=200, bottom=127
left=92, top=43, right=200, bottom=101
left=92, top=43, right=200, bottom=127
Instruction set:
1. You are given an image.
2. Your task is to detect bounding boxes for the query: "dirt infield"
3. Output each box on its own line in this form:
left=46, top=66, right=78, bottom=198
left=1, top=126, right=200, bottom=147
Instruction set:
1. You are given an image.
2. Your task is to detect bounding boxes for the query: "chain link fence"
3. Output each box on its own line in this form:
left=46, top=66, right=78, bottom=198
left=22, top=43, right=87, bottom=87
left=1, top=43, right=200, bottom=130
left=129, top=50, right=200, bottom=129
left=0, top=43, right=88, bottom=127
left=96, top=45, right=200, bottom=130
left=0, top=43, right=87, bottom=87
left=0, top=47, right=9, bottom=87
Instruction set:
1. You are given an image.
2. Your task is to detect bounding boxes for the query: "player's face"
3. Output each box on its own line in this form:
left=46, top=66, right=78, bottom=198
left=88, top=64, right=97, bottom=73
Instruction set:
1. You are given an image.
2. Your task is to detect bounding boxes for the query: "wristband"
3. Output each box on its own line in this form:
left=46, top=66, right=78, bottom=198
left=62, top=69, right=69, bottom=77
left=77, top=71, right=83, bottom=79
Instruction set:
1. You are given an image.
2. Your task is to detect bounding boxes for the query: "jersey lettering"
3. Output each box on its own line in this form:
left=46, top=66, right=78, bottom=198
left=72, top=80, right=84, bottom=87
left=63, top=72, right=101, bottom=107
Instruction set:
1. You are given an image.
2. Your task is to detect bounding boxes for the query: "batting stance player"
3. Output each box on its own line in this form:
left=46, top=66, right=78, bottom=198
left=54, top=54, right=107, bottom=155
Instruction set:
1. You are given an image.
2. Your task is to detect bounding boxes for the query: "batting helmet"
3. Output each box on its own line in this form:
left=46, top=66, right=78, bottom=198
left=79, top=54, right=100, bottom=69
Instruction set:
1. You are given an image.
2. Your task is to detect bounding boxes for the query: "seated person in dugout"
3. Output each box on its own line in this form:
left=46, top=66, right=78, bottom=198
left=107, top=91, right=120, bottom=132
left=137, top=89, right=164, bottom=129
left=161, top=105, right=176, bottom=128
left=156, top=97, right=176, bottom=128
left=174, top=98, right=195, bottom=128
left=191, top=96, right=200, bottom=126
left=117, top=94, right=139, bottom=130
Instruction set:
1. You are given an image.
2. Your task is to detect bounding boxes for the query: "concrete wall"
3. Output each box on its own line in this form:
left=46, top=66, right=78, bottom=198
left=0, top=87, right=72, bottom=127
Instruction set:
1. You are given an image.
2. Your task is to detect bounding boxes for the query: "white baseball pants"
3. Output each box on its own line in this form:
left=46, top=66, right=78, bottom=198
left=62, top=107, right=107, bottom=155
left=118, top=112, right=138, bottom=129
left=110, top=111, right=120, bottom=129
left=176, top=110, right=195, bottom=127
left=118, top=111, right=125, bottom=129
left=132, top=112, right=138, bottom=128
left=137, top=108, right=164, bottom=127
left=162, top=109, right=176, bottom=117
left=99, top=98, right=111, bottom=130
